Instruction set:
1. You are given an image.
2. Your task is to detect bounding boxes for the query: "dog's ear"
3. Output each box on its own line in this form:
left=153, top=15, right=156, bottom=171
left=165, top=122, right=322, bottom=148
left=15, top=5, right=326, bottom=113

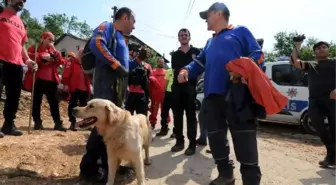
left=105, top=102, right=122, bottom=124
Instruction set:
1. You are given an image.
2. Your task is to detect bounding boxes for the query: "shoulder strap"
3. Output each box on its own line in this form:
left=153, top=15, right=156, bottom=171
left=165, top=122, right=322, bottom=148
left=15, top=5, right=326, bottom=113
left=107, top=23, right=117, bottom=56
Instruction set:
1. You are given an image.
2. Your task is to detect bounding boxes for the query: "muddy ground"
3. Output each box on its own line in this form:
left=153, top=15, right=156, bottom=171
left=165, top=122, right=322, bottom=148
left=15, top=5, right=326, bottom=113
left=0, top=92, right=335, bottom=185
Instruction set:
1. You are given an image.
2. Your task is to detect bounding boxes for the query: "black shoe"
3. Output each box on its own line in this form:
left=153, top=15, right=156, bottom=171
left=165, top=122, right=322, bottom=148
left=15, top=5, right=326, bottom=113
left=170, top=133, right=176, bottom=138
left=209, top=176, right=235, bottom=185
left=171, top=142, right=184, bottom=152
left=156, top=128, right=168, bottom=137
left=1, top=124, right=23, bottom=136
left=0, top=132, right=4, bottom=138
left=34, top=120, right=44, bottom=130
left=69, top=122, right=77, bottom=131
left=319, top=155, right=335, bottom=168
left=184, top=145, right=196, bottom=156
left=196, top=138, right=207, bottom=146
left=54, top=120, right=67, bottom=132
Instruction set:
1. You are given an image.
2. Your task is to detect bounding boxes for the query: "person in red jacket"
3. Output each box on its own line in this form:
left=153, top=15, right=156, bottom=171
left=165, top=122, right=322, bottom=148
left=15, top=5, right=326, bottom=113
left=149, top=58, right=170, bottom=127
left=23, top=32, right=66, bottom=131
left=62, top=51, right=92, bottom=131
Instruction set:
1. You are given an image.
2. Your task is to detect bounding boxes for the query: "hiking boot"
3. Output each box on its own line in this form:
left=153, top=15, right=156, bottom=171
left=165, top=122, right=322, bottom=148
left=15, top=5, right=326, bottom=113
left=69, top=122, right=77, bottom=131
left=319, top=154, right=335, bottom=168
left=34, top=120, right=44, bottom=130
left=171, top=142, right=184, bottom=152
left=170, top=132, right=176, bottom=138
left=156, top=127, right=168, bottom=137
left=184, top=144, right=196, bottom=156
left=0, top=132, right=4, bottom=138
left=196, top=138, right=207, bottom=146
left=209, top=176, right=235, bottom=185
left=54, top=120, right=67, bottom=132
left=1, top=122, right=23, bottom=136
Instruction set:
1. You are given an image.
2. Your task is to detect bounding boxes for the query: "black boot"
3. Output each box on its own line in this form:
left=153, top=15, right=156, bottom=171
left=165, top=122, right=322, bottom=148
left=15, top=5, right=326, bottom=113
left=209, top=176, right=235, bottom=185
left=184, top=141, right=196, bottom=156
left=69, top=122, right=77, bottom=131
left=1, top=121, right=23, bottom=136
left=196, top=138, right=207, bottom=146
left=171, top=140, right=184, bottom=152
left=34, top=120, right=44, bottom=130
left=319, top=154, right=335, bottom=168
left=0, top=131, right=4, bottom=138
left=156, top=127, right=168, bottom=137
left=54, top=120, right=67, bottom=132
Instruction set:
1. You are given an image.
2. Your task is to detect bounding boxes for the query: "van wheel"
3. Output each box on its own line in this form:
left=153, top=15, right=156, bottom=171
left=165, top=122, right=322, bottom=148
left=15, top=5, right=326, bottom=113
left=195, top=99, right=202, bottom=111
left=302, top=113, right=317, bottom=135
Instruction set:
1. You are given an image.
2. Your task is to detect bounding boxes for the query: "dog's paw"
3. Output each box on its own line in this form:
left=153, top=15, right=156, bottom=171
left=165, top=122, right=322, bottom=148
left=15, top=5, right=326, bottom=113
left=144, top=159, right=152, bottom=166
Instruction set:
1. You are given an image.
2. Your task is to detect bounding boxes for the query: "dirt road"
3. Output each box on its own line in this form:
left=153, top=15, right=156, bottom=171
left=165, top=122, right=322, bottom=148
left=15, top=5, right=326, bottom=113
left=0, top=119, right=334, bottom=185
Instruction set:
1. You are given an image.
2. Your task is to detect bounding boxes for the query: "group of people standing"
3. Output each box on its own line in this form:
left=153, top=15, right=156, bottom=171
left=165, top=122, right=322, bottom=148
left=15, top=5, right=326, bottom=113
left=1, top=1, right=335, bottom=185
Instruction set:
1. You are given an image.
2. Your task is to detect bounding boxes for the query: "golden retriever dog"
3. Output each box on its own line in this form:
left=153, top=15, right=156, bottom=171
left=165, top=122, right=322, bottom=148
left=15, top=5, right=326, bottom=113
left=73, top=98, right=152, bottom=185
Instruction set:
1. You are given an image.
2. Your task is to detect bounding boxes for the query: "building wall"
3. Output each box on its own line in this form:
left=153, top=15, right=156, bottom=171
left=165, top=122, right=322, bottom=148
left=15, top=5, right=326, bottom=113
left=55, top=36, right=87, bottom=57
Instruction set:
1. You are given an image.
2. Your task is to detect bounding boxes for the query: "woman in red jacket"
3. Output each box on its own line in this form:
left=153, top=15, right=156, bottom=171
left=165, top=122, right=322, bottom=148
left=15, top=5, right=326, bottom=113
left=62, top=51, right=92, bottom=131
left=23, top=32, right=66, bottom=131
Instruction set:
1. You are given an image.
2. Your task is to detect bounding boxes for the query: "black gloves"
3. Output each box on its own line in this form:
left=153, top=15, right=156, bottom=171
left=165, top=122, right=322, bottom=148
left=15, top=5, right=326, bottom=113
left=115, top=65, right=128, bottom=77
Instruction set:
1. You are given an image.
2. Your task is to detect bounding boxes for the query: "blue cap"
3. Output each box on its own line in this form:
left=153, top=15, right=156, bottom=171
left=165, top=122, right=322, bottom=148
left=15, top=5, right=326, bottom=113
left=199, top=2, right=230, bottom=19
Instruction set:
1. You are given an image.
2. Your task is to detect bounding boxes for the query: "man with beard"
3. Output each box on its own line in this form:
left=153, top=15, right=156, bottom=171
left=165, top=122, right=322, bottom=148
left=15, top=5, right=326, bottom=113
left=291, top=40, right=335, bottom=168
left=149, top=58, right=171, bottom=130
left=79, top=7, right=133, bottom=183
left=171, top=28, right=200, bottom=156
left=0, top=0, right=37, bottom=138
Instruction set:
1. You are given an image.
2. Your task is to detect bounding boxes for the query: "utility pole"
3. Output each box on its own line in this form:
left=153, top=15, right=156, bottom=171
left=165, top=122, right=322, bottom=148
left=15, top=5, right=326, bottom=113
left=111, top=6, right=118, bottom=20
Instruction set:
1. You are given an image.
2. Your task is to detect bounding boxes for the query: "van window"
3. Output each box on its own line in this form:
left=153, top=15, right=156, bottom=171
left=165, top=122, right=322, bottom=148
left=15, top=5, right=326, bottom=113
left=272, top=64, right=307, bottom=87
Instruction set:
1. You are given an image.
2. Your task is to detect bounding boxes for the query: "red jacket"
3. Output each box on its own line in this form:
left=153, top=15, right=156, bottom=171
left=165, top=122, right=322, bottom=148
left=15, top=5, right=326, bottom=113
left=150, top=68, right=167, bottom=101
left=23, top=44, right=65, bottom=91
left=226, top=57, right=288, bottom=115
left=61, top=58, right=92, bottom=94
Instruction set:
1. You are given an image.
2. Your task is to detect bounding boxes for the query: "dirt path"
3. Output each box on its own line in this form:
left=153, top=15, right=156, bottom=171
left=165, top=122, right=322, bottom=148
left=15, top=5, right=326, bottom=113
left=0, top=119, right=334, bottom=185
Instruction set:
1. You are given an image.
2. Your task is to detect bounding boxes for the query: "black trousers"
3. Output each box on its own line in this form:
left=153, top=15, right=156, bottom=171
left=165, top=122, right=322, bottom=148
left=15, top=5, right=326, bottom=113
left=32, top=78, right=61, bottom=123
left=200, top=94, right=261, bottom=185
left=160, top=91, right=172, bottom=129
left=125, top=92, right=148, bottom=116
left=68, top=89, right=89, bottom=123
left=0, top=61, right=23, bottom=128
left=172, top=84, right=197, bottom=145
left=309, top=97, right=336, bottom=157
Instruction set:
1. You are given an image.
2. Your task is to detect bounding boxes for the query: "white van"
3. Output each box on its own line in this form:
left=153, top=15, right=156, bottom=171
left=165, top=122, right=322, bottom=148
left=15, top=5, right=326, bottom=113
left=195, top=60, right=322, bottom=134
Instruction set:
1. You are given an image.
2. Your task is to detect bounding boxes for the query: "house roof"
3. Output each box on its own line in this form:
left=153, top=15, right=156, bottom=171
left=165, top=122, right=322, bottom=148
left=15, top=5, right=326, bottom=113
left=127, top=35, right=169, bottom=63
left=55, top=33, right=169, bottom=63
left=54, top=33, right=88, bottom=46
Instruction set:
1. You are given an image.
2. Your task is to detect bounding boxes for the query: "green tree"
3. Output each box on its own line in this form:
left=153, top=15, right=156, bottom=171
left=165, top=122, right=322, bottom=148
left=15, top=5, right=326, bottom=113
left=43, top=13, right=92, bottom=39
left=273, top=31, right=298, bottom=56
left=264, top=51, right=277, bottom=62
left=20, top=9, right=46, bottom=46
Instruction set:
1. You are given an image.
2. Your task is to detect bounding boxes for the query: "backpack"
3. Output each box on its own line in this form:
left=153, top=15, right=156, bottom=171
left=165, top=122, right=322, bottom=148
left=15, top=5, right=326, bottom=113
left=81, top=22, right=117, bottom=74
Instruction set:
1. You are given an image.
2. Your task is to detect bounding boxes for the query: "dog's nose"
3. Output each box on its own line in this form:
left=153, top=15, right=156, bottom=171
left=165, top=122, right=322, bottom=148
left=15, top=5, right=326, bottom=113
left=72, top=107, right=78, bottom=116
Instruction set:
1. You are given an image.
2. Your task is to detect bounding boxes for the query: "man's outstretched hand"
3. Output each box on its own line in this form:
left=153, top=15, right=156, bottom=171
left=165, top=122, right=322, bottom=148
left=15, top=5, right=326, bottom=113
left=177, top=70, right=188, bottom=83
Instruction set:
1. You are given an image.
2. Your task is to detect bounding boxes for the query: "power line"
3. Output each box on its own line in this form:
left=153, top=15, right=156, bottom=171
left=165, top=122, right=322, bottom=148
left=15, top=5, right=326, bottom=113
left=182, top=0, right=193, bottom=27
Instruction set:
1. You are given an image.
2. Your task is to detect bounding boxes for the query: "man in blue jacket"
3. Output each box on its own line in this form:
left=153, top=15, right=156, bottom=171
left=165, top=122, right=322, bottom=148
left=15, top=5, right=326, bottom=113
left=79, top=7, right=134, bottom=183
left=178, top=2, right=263, bottom=185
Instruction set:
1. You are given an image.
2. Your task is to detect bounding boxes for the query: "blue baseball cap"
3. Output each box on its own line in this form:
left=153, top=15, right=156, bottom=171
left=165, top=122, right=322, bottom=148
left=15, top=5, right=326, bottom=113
left=199, top=2, right=230, bottom=19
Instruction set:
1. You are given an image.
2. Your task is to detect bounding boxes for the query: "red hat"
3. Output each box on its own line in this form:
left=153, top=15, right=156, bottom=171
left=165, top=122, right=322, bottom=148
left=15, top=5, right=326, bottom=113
left=41, top=32, right=54, bottom=39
